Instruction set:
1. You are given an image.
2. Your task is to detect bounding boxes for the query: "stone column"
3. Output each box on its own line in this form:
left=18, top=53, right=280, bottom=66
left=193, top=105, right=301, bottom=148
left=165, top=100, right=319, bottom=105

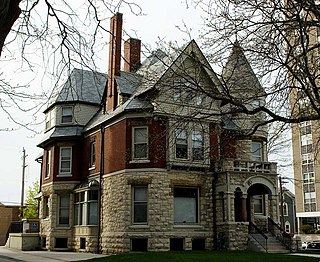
left=226, top=192, right=235, bottom=222
left=268, top=195, right=279, bottom=221
left=241, top=194, right=247, bottom=222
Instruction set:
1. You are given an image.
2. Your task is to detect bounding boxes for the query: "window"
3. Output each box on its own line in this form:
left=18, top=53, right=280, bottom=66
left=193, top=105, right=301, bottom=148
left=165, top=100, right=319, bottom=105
left=58, top=195, right=70, bottom=226
left=170, top=238, right=184, bottom=251
left=301, top=143, right=313, bottom=154
left=45, top=150, right=51, bottom=178
left=132, top=127, right=148, bottom=160
left=192, top=131, right=204, bottom=160
left=253, top=195, right=264, bottom=215
left=131, top=238, right=148, bottom=252
left=55, top=238, right=68, bottom=248
left=80, top=238, right=86, bottom=249
left=88, top=190, right=98, bottom=225
left=59, top=147, right=72, bottom=175
left=252, top=142, right=263, bottom=161
left=132, top=186, right=148, bottom=224
left=176, top=129, right=188, bottom=159
left=174, top=187, right=198, bottom=224
left=43, top=196, right=49, bottom=218
left=195, top=95, right=204, bottom=106
left=61, top=106, right=73, bottom=123
left=285, top=222, right=291, bottom=233
left=304, top=191, right=316, bottom=204
left=283, top=202, right=288, bottom=216
left=300, top=122, right=312, bottom=136
left=45, top=111, right=53, bottom=129
left=74, top=190, right=98, bottom=226
left=89, top=141, right=96, bottom=168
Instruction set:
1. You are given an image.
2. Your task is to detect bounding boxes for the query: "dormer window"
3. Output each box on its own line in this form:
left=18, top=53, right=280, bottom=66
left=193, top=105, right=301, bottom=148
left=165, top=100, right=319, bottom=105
left=61, top=106, right=73, bottom=123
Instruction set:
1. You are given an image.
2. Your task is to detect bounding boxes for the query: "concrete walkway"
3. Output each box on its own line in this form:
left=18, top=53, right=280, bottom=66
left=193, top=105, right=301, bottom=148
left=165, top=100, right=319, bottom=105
left=0, top=246, right=108, bottom=262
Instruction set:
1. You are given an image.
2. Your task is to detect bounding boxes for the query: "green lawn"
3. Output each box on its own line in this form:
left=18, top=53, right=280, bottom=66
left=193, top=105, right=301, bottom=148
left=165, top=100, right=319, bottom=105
left=86, top=251, right=319, bottom=262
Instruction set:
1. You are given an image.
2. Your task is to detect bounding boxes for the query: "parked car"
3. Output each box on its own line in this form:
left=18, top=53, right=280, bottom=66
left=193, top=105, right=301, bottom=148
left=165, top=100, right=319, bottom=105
left=302, top=241, right=310, bottom=249
left=306, top=242, right=320, bottom=250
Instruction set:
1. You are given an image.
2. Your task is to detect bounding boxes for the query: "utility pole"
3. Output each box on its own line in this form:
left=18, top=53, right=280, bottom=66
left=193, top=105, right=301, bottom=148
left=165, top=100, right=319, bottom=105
left=20, top=147, right=27, bottom=218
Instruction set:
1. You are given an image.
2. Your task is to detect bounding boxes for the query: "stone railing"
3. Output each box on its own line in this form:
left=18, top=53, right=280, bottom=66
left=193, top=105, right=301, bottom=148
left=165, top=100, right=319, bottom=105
left=214, top=159, right=277, bottom=174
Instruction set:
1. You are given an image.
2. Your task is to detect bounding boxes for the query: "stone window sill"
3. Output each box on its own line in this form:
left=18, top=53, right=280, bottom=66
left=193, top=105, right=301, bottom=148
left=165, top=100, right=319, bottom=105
left=129, top=225, right=150, bottom=229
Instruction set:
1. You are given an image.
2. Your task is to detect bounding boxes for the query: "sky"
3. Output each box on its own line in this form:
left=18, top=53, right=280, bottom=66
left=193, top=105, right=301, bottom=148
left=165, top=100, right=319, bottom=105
left=0, top=1, right=205, bottom=204
left=0, top=1, right=294, bottom=204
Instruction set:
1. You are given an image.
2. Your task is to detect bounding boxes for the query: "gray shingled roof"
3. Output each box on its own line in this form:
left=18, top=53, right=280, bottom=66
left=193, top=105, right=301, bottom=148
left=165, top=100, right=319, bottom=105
left=47, top=68, right=107, bottom=110
left=222, top=42, right=264, bottom=95
left=38, top=126, right=84, bottom=147
left=115, top=71, right=142, bottom=95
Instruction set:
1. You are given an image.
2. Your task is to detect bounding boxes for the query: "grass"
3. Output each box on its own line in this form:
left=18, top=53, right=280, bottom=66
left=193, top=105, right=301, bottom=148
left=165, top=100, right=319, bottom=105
left=86, top=251, right=320, bottom=262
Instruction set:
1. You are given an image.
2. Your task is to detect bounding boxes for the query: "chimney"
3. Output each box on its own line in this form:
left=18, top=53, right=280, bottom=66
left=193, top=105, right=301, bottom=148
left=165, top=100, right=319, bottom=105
left=106, top=13, right=123, bottom=112
left=124, top=38, right=141, bottom=72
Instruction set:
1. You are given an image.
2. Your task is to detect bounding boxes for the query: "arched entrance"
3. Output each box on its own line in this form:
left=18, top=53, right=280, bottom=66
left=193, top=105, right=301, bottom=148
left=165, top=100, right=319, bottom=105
left=246, top=182, right=277, bottom=231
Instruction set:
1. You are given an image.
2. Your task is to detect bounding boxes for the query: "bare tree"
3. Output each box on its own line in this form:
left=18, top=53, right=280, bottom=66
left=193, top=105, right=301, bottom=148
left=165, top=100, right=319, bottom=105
left=185, top=0, right=320, bottom=128
left=0, top=1, right=142, bottom=130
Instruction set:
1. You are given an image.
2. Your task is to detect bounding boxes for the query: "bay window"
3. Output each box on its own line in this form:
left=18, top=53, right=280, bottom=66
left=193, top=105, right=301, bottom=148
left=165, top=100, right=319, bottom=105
left=74, top=190, right=98, bottom=226
left=132, top=127, right=148, bottom=160
left=58, top=195, right=70, bottom=226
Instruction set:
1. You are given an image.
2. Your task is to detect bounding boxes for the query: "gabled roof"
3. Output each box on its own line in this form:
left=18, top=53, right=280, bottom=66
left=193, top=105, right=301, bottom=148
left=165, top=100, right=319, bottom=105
left=84, top=40, right=223, bottom=132
left=222, top=42, right=264, bottom=95
left=46, top=68, right=107, bottom=112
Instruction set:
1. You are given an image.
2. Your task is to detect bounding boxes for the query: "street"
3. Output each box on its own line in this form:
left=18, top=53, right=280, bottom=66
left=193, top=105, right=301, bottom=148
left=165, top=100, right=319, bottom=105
left=0, top=255, right=20, bottom=262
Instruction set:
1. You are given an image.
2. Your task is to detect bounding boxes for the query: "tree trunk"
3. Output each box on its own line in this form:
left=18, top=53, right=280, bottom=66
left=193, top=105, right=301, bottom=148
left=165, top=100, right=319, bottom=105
left=0, top=0, right=21, bottom=58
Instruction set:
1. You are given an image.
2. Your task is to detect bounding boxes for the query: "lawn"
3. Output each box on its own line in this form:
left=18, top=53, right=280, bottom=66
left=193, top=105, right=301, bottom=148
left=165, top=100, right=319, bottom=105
left=86, top=251, right=319, bottom=262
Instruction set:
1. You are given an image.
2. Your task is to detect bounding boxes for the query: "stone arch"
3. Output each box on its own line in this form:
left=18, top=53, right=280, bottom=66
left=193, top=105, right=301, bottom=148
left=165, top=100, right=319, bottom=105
left=243, top=175, right=277, bottom=196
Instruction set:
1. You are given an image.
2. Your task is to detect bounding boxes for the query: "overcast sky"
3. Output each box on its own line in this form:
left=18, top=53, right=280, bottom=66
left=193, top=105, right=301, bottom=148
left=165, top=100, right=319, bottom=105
left=0, top=1, right=205, bottom=204
left=0, top=1, right=294, bottom=205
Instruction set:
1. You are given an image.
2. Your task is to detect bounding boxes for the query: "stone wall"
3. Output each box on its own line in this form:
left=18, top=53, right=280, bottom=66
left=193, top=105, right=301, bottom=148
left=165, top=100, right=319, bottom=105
left=216, top=222, right=249, bottom=250
left=100, top=169, right=214, bottom=253
left=40, top=182, right=76, bottom=250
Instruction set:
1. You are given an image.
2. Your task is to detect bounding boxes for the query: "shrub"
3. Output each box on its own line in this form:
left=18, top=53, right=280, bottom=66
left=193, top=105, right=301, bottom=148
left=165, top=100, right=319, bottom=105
left=300, top=224, right=314, bottom=234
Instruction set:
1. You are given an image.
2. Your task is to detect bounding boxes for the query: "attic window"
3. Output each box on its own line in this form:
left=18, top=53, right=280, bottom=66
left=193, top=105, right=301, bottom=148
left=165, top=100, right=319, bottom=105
left=61, top=106, right=73, bottom=123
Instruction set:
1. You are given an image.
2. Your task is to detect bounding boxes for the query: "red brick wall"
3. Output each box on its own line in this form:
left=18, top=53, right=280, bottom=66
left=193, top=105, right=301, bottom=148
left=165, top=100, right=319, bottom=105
left=220, top=131, right=237, bottom=159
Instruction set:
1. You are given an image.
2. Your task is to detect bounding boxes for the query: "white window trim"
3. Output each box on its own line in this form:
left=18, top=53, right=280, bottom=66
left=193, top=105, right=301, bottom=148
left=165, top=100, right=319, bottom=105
left=45, top=150, right=51, bottom=179
left=283, top=202, right=288, bottom=216
left=57, top=194, right=70, bottom=227
left=132, top=126, right=149, bottom=161
left=132, top=185, right=148, bottom=225
left=89, top=141, right=96, bottom=169
left=285, top=221, right=291, bottom=233
left=61, top=106, right=73, bottom=124
left=58, top=147, right=72, bottom=177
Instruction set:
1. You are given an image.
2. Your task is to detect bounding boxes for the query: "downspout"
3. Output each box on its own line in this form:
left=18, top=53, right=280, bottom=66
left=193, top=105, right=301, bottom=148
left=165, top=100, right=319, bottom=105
left=97, top=124, right=105, bottom=253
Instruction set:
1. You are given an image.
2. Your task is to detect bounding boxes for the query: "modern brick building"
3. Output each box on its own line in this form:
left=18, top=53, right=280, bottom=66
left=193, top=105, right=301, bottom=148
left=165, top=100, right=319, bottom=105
left=0, top=202, right=20, bottom=245
left=289, top=1, right=320, bottom=233
left=36, top=13, right=284, bottom=253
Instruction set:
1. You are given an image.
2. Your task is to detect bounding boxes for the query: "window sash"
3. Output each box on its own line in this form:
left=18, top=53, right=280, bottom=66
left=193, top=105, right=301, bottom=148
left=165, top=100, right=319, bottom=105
left=61, top=107, right=73, bottom=123
left=58, top=195, right=70, bottom=225
left=89, top=141, right=96, bottom=168
left=59, top=147, right=72, bottom=174
left=175, top=129, right=188, bottom=159
left=133, top=127, right=148, bottom=159
left=192, top=131, right=204, bottom=160
left=74, top=190, right=98, bottom=226
left=133, top=186, right=148, bottom=224
left=253, top=195, right=264, bottom=215
left=45, top=150, right=51, bottom=178
left=174, top=187, right=198, bottom=224
left=252, top=142, right=262, bottom=161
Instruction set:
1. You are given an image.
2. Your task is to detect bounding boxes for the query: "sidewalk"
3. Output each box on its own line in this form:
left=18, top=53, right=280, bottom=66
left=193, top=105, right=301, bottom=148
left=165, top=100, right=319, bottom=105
left=0, top=246, right=108, bottom=262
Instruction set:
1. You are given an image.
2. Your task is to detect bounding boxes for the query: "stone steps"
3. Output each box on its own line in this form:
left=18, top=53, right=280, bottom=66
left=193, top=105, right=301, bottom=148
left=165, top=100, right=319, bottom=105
left=248, top=233, right=290, bottom=254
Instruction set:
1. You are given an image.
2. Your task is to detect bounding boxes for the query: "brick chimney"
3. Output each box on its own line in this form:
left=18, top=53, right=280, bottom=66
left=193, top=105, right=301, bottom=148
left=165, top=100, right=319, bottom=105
left=124, top=38, right=141, bottom=72
left=107, top=13, right=122, bottom=112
